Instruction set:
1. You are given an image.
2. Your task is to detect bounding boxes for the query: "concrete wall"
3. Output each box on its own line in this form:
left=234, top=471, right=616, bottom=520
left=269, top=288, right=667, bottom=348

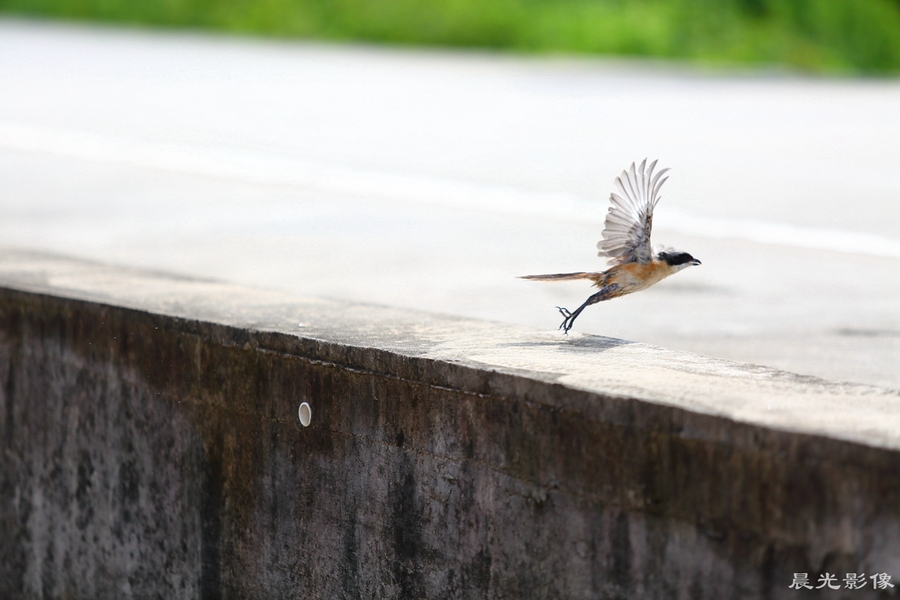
left=1, top=251, right=899, bottom=599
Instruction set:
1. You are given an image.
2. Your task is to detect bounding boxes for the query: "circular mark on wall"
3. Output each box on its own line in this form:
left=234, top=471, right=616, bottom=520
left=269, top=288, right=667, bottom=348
left=298, top=402, right=312, bottom=427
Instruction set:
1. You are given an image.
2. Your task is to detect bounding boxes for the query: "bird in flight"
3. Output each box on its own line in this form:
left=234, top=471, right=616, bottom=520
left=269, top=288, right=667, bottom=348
left=521, top=159, right=701, bottom=334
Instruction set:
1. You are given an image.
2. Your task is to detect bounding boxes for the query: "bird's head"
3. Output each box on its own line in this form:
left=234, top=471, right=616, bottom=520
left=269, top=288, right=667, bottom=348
left=657, top=250, right=702, bottom=272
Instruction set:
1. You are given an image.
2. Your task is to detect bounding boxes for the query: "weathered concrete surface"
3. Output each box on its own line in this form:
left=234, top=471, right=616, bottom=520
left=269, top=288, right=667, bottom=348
left=1, top=250, right=900, bottom=599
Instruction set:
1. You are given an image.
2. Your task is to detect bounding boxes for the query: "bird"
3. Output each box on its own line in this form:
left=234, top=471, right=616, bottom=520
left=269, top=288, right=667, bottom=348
left=521, top=159, right=701, bottom=334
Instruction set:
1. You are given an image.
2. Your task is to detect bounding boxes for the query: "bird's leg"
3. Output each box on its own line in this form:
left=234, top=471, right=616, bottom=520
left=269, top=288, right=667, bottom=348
left=557, top=290, right=609, bottom=334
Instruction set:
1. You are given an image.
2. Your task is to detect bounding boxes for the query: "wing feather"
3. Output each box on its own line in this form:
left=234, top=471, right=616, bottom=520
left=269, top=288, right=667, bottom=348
left=596, top=158, right=670, bottom=265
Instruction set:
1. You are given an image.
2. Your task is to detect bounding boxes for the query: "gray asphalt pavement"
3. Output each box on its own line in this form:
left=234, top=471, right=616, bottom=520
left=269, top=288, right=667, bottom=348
left=1, top=19, right=898, bottom=389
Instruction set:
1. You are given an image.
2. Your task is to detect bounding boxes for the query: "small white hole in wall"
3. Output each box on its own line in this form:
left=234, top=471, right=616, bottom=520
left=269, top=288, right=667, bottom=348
left=298, top=402, right=312, bottom=427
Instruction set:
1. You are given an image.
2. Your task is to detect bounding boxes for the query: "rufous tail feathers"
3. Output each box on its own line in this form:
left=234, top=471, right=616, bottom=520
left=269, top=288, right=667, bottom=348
left=519, top=272, right=601, bottom=282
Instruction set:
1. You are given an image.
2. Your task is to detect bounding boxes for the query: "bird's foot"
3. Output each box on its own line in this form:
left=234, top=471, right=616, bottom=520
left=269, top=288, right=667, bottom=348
left=555, top=306, right=573, bottom=334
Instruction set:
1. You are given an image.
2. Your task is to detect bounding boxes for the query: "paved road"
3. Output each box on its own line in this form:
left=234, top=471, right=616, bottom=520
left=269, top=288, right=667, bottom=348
left=1, top=19, right=899, bottom=389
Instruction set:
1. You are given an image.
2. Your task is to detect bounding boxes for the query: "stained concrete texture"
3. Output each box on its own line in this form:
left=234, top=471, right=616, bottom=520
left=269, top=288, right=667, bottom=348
left=1, top=251, right=900, bottom=599
left=1, top=20, right=899, bottom=390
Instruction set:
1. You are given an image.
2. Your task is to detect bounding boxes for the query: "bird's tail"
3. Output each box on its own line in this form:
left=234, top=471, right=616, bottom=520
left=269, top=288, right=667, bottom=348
left=519, top=272, right=601, bottom=282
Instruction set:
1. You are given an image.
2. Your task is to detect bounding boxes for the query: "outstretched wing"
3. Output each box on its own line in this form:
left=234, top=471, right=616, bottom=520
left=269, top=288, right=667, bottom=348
left=596, top=159, right=669, bottom=265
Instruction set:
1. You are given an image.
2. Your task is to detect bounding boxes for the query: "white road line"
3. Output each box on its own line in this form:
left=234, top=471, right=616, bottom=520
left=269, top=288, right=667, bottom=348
left=3, top=120, right=899, bottom=259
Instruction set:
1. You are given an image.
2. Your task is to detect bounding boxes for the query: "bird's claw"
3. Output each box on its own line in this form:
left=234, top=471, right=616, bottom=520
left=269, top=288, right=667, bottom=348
left=555, top=306, right=573, bottom=334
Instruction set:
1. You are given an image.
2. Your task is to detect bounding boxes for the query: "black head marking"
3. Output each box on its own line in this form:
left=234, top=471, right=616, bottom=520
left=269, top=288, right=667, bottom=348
left=657, top=251, right=696, bottom=266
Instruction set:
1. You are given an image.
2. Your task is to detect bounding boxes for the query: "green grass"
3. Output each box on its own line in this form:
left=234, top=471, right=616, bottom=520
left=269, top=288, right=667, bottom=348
left=4, top=0, right=900, bottom=73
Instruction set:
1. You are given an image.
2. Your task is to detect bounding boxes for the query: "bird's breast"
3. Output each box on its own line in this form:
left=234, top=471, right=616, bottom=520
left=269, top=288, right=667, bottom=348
left=602, top=261, right=674, bottom=294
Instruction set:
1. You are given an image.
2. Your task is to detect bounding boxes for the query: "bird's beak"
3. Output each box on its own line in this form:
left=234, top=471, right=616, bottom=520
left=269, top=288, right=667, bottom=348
left=691, top=259, right=702, bottom=266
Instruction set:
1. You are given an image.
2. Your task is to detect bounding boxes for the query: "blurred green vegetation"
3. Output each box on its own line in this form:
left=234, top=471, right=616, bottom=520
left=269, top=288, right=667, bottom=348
left=3, top=0, right=900, bottom=73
